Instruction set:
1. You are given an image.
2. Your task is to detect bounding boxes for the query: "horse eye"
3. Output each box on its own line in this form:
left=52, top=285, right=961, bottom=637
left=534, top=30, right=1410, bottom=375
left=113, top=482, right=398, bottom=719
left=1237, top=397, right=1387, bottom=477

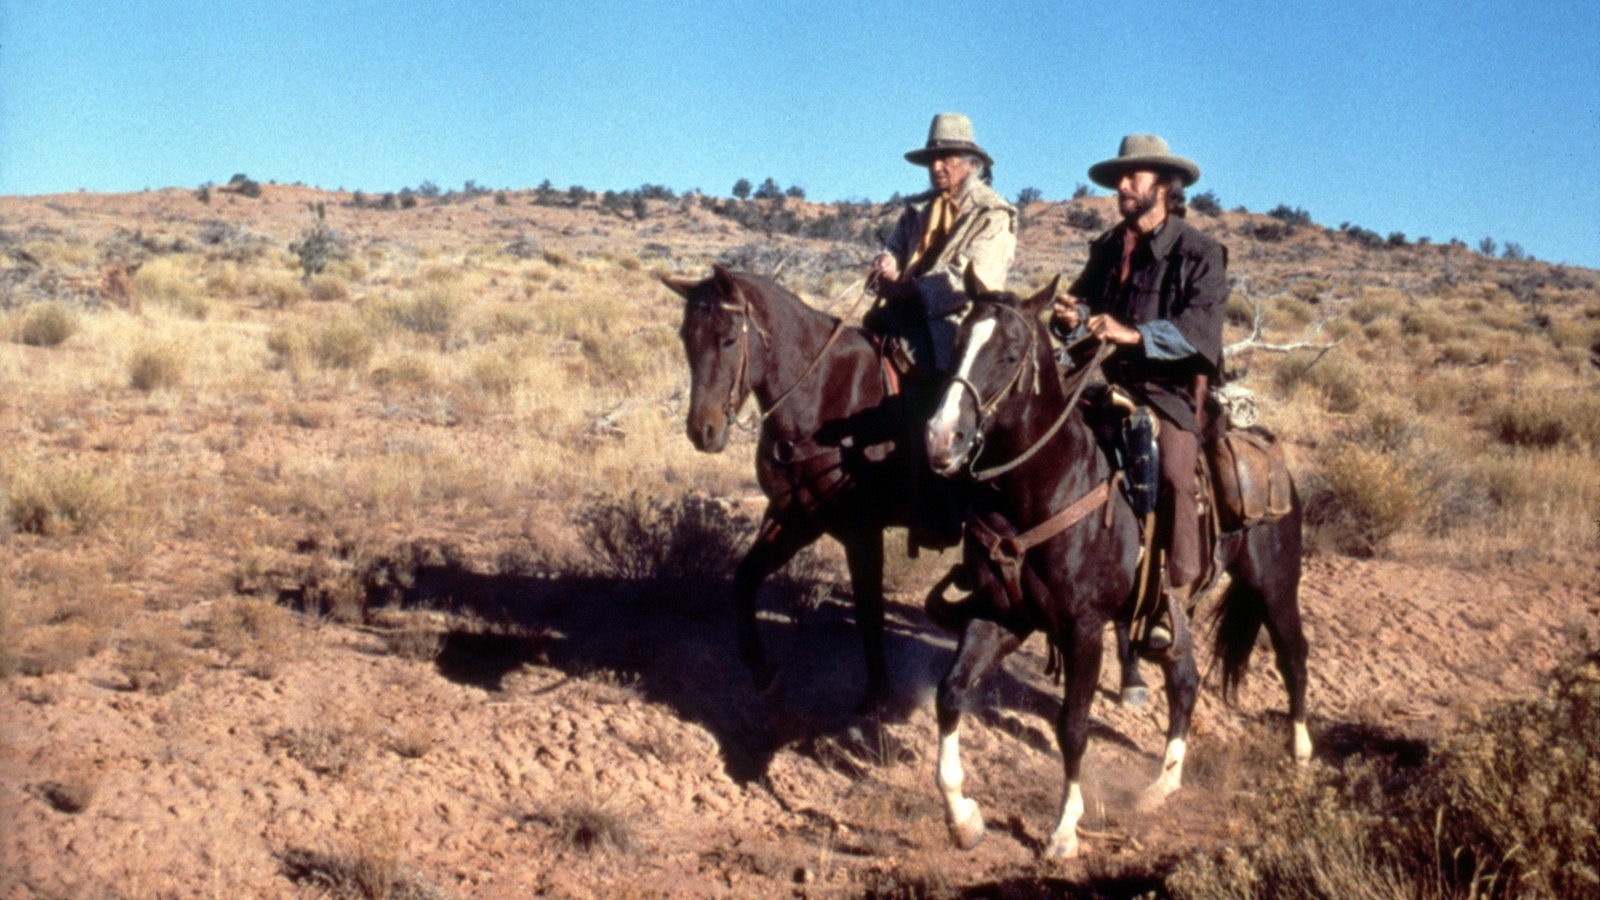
left=721, top=337, right=738, bottom=348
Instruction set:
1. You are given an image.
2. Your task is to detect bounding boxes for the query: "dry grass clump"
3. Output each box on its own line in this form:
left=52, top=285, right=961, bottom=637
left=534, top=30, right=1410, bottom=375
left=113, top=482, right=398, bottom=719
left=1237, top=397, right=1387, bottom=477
left=1488, top=390, right=1600, bottom=450
left=133, top=256, right=210, bottom=319
left=202, top=595, right=295, bottom=678
left=529, top=787, right=639, bottom=856
left=308, top=274, right=351, bottom=302
left=370, top=354, right=436, bottom=391
left=1168, top=651, right=1600, bottom=899
left=266, top=722, right=361, bottom=777
left=14, top=303, right=81, bottom=347
left=1306, top=442, right=1418, bottom=557
left=281, top=808, right=443, bottom=900
left=4, top=459, right=123, bottom=536
left=308, top=319, right=375, bottom=370
left=248, top=270, right=307, bottom=309
left=1346, top=287, right=1404, bottom=324
left=365, top=287, right=457, bottom=338
left=128, top=342, right=184, bottom=391
left=116, top=616, right=191, bottom=694
left=1273, top=349, right=1366, bottom=413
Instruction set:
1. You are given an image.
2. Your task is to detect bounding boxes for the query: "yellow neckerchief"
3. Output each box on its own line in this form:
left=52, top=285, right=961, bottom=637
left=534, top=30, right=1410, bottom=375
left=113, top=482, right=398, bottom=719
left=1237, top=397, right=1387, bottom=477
left=906, top=191, right=959, bottom=277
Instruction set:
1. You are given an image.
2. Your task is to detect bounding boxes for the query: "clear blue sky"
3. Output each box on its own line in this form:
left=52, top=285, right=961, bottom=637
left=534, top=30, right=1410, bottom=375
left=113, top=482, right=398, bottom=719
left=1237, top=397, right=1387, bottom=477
left=3, top=1, right=1597, bottom=267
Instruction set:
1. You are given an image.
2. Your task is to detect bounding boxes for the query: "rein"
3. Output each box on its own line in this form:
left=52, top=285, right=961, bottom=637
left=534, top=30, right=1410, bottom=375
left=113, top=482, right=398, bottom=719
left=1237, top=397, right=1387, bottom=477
left=960, top=325, right=1122, bottom=608
left=719, top=276, right=870, bottom=423
left=968, top=334, right=1115, bottom=483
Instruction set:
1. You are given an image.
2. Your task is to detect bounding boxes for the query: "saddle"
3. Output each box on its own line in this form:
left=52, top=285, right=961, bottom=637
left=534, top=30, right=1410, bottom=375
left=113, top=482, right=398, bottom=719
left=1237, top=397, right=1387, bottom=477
left=1084, top=385, right=1293, bottom=633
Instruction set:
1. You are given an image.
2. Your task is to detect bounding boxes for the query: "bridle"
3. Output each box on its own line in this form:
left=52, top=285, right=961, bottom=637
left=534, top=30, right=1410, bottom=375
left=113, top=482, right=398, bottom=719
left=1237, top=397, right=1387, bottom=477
left=706, top=277, right=869, bottom=424
left=942, top=302, right=1041, bottom=444
left=948, top=304, right=1114, bottom=482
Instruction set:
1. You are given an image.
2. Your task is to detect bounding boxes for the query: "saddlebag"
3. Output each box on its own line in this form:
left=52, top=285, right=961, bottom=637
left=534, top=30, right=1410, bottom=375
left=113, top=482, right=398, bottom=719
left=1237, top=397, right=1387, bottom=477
left=1208, top=427, right=1292, bottom=530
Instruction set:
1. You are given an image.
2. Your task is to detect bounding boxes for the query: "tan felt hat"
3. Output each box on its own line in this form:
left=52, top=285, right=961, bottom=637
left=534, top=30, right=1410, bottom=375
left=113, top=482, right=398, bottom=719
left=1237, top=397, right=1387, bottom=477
left=1088, top=134, right=1200, bottom=188
left=905, top=113, right=994, bottom=168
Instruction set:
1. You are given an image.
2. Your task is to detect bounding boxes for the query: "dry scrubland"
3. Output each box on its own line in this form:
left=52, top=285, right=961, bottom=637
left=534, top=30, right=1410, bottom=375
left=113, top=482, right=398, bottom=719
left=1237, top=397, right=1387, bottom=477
left=1, top=185, right=1597, bottom=898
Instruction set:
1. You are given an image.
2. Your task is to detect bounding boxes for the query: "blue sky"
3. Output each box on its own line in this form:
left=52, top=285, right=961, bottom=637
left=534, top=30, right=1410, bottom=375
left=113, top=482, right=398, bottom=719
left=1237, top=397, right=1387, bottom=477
left=3, top=1, right=1597, bottom=267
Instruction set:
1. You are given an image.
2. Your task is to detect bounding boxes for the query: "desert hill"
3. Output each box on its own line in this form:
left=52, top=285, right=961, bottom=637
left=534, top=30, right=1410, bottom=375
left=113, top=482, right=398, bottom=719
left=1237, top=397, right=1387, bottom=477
left=1, top=184, right=1596, bottom=897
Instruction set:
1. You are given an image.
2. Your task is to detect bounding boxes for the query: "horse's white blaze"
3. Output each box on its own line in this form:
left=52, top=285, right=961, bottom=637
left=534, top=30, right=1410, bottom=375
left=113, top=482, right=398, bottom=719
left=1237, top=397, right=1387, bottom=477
left=1137, top=738, right=1187, bottom=812
left=1044, top=781, right=1084, bottom=858
left=929, top=316, right=997, bottom=437
left=1293, top=720, right=1312, bottom=765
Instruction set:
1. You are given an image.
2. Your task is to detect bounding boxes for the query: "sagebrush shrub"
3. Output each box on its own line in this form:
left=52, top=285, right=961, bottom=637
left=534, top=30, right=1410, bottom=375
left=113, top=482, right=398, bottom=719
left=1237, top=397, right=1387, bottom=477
left=578, top=491, right=751, bottom=583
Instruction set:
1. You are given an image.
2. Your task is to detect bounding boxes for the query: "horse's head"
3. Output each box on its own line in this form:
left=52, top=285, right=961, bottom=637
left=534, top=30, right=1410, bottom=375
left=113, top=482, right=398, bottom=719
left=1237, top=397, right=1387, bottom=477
left=667, top=265, right=758, bottom=453
left=926, top=277, right=1057, bottom=476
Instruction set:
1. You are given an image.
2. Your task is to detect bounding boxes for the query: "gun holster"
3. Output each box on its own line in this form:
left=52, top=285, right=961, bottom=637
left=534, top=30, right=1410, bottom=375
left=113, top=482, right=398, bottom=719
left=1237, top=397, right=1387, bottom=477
left=1111, top=389, right=1161, bottom=519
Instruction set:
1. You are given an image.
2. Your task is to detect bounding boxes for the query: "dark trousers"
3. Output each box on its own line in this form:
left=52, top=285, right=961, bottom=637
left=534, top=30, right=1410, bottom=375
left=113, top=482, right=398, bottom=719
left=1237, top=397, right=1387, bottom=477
left=1157, top=423, right=1201, bottom=588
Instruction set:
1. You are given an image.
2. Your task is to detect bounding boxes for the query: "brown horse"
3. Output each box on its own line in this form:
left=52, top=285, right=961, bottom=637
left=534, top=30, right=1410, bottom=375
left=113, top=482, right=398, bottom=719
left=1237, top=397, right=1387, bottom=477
left=922, top=282, right=1310, bottom=859
left=667, top=266, right=911, bottom=710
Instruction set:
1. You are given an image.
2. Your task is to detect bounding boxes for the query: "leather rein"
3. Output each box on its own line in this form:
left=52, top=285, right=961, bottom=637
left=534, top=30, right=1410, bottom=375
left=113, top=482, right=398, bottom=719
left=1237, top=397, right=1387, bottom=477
left=951, top=308, right=1121, bottom=606
left=950, top=304, right=1115, bottom=482
left=717, top=277, right=870, bottom=425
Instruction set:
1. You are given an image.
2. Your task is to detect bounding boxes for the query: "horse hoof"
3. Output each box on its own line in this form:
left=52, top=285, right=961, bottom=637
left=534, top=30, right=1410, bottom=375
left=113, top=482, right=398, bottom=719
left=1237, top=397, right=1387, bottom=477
left=1043, top=832, right=1080, bottom=860
left=1135, top=782, right=1176, bottom=814
left=948, top=800, right=985, bottom=851
left=1119, top=685, right=1148, bottom=709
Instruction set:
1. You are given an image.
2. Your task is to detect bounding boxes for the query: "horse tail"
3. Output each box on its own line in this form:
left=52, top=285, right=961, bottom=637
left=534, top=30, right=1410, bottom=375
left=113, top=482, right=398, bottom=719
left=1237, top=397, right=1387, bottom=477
left=1207, top=577, right=1265, bottom=704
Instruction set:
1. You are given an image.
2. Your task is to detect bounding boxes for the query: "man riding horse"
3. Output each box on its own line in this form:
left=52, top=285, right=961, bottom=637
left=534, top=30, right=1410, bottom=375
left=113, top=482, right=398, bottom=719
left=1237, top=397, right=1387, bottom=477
left=1050, top=134, right=1228, bottom=656
left=865, top=113, right=1017, bottom=549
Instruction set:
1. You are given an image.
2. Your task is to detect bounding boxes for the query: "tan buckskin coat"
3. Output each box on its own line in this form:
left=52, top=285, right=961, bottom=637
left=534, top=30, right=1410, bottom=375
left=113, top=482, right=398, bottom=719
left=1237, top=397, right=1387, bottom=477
left=883, top=176, right=1017, bottom=370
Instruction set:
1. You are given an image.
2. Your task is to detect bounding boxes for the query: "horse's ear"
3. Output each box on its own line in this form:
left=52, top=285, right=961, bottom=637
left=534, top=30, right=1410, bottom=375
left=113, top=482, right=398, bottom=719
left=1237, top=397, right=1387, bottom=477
left=711, top=264, right=745, bottom=310
left=660, top=274, right=698, bottom=299
left=962, top=262, right=988, bottom=301
left=1021, top=274, right=1061, bottom=316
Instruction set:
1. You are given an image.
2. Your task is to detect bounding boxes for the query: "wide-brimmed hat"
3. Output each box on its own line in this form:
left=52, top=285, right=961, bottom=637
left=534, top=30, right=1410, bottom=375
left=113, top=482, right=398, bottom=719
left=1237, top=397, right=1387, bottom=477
left=1088, top=134, right=1200, bottom=188
left=905, top=113, right=994, bottom=168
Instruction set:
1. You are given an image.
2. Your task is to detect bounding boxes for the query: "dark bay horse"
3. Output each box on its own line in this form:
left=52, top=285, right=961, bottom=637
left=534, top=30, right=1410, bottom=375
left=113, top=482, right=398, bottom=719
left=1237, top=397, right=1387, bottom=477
left=922, top=282, right=1310, bottom=859
left=667, top=266, right=911, bottom=710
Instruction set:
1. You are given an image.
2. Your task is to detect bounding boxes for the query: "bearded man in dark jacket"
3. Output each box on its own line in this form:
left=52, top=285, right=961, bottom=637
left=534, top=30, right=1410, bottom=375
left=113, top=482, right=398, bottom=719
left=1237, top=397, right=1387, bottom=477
left=1052, top=134, right=1228, bottom=654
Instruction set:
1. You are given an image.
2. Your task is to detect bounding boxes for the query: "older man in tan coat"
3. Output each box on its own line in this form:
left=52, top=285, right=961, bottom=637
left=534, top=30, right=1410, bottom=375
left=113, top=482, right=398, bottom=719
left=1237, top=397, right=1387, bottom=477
left=868, top=113, right=1017, bottom=374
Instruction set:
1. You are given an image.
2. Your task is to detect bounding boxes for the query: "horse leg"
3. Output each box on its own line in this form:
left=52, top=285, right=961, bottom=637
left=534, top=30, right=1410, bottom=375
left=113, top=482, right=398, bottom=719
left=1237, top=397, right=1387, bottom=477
left=1137, top=606, right=1200, bottom=813
left=1261, top=583, right=1311, bottom=764
left=936, top=618, right=1023, bottom=851
left=1236, top=523, right=1312, bottom=765
left=734, top=517, right=821, bottom=695
left=1044, top=616, right=1106, bottom=859
left=1113, top=623, right=1149, bottom=708
left=841, top=527, right=889, bottom=713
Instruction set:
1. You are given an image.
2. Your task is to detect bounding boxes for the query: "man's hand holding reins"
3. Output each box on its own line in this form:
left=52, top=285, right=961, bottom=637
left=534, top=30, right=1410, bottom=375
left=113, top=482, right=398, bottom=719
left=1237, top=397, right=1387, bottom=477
left=1085, top=314, right=1141, bottom=346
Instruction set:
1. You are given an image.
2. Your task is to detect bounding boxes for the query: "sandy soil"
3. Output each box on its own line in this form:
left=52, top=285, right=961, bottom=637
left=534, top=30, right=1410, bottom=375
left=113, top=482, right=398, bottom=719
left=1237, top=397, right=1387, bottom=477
left=3, top=545, right=1594, bottom=898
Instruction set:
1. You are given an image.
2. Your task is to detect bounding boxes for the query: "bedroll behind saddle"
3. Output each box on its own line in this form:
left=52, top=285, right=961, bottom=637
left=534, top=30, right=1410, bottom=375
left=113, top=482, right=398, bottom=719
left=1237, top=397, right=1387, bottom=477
left=1207, top=426, right=1292, bottom=530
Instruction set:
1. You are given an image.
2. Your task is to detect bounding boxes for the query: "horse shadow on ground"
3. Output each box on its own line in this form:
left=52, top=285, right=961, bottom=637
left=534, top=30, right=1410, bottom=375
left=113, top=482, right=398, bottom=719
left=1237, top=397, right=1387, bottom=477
left=300, top=540, right=1130, bottom=783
